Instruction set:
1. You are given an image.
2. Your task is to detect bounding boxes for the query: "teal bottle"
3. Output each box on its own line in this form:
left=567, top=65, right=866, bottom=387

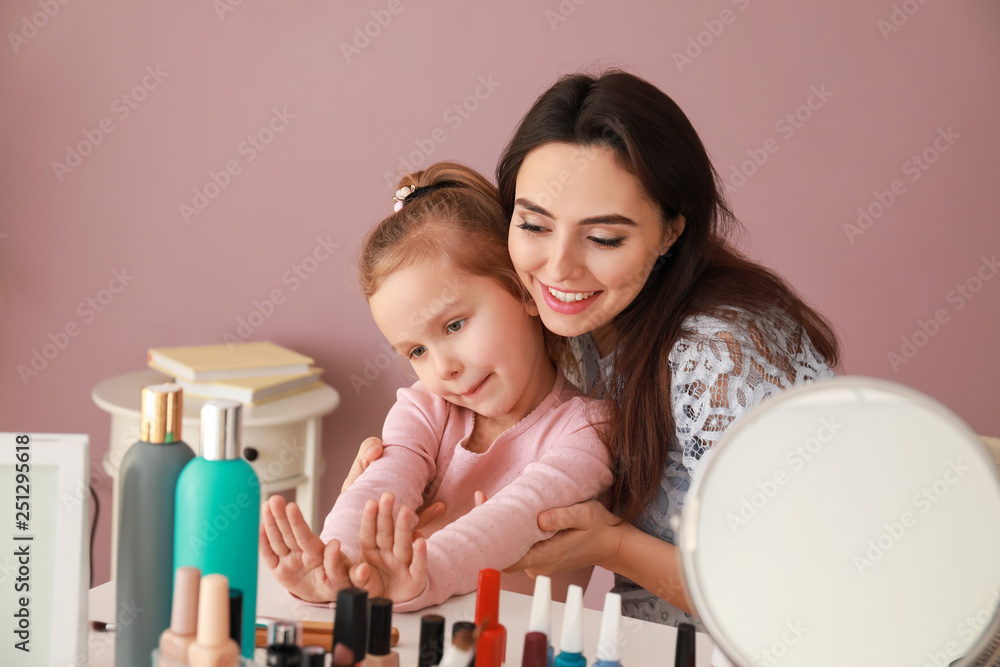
left=174, top=399, right=260, bottom=659
left=115, top=384, right=195, bottom=667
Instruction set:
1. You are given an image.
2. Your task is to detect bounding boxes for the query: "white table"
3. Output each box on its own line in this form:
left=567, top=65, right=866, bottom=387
left=91, top=369, right=339, bottom=576
left=87, top=568, right=714, bottom=666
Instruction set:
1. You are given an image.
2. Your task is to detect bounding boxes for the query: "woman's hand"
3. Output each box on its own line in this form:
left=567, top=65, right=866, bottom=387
left=259, top=495, right=352, bottom=603
left=349, top=492, right=428, bottom=603
left=505, top=500, right=623, bottom=577
left=340, top=437, right=385, bottom=493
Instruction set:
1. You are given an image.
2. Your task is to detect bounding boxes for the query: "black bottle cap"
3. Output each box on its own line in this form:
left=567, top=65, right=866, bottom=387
left=229, top=588, right=243, bottom=646
left=522, top=631, right=548, bottom=667
left=333, top=588, right=368, bottom=661
left=674, top=622, right=696, bottom=667
left=368, top=598, right=393, bottom=657
left=418, top=614, right=445, bottom=667
left=302, top=645, right=326, bottom=667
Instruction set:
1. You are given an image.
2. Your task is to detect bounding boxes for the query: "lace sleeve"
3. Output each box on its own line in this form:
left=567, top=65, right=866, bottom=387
left=668, top=311, right=834, bottom=476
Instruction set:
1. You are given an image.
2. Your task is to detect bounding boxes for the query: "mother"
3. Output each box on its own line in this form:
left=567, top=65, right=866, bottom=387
left=347, top=70, right=839, bottom=626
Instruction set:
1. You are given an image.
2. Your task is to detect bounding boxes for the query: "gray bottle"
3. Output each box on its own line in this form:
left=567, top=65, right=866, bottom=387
left=115, top=383, right=195, bottom=667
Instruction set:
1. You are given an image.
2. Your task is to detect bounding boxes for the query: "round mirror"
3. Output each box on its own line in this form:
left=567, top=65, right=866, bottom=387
left=678, top=376, right=1000, bottom=666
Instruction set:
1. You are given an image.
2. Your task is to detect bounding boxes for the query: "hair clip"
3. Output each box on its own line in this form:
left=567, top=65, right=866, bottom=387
left=393, top=185, right=415, bottom=212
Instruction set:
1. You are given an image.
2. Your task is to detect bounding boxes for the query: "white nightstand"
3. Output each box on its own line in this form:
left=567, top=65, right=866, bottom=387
left=92, top=369, right=339, bottom=577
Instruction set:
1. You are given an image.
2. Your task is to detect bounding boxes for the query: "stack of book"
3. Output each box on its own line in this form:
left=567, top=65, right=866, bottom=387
left=147, top=341, right=322, bottom=405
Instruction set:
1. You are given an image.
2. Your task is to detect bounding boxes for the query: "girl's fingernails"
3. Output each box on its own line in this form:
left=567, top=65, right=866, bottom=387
left=538, top=513, right=554, bottom=531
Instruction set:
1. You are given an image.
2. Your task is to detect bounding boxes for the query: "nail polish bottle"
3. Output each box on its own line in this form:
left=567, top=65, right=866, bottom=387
left=366, top=598, right=399, bottom=667
left=528, top=575, right=553, bottom=667
left=418, top=614, right=445, bottom=667
left=673, top=623, right=695, bottom=667
left=115, top=383, right=196, bottom=667
left=229, top=589, right=243, bottom=649
left=333, top=588, right=368, bottom=665
left=188, top=573, right=240, bottom=667
left=595, top=592, right=622, bottom=667
left=302, top=646, right=326, bottom=667
left=475, top=569, right=506, bottom=667
left=553, top=585, right=585, bottom=667
left=522, top=632, right=548, bottom=667
left=158, top=566, right=201, bottom=662
left=175, top=399, right=260, bottom=658
left=266, top=620, right=303, bottom=666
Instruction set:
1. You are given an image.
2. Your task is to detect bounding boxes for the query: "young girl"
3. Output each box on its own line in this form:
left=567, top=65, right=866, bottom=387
left=259, top=162, right=612, bottom=610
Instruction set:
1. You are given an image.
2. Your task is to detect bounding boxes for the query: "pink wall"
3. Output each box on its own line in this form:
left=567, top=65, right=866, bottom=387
left=2, top=0, right=998, bottom=595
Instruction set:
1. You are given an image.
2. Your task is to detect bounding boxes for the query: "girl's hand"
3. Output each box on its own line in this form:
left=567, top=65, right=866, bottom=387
left=349, top=492, right=428, bottom=603
left=505, top=500, right=623, bottom=576
left=259, top=495, right=353, bottom=602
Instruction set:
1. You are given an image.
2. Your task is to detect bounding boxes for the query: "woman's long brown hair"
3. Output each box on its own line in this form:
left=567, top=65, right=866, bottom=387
left=497, top=71, right=840, bottom=523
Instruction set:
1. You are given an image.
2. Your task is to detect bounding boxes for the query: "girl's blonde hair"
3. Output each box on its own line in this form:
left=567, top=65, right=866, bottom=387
left=358, top=162, right=526, bottom=302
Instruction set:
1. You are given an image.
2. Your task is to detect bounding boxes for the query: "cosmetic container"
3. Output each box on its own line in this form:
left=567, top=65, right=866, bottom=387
left=116, top=383, right=196, bottom=667
left=522, top=631, right=548, bottom=667
left=594, top=593, right=622, bottom=667
left=188, top=573, right=241, bottom=667
left=301, top=646, right=326, bottom=667
left=266, top=620, right=303, bottom=666
left=175, top=399, right=260, bottom=658
left=553, top=585, right=585, bottom=667
left=332, top=587, right=368, bottom=663
left=418, top=615, right=445, bottom=667
left=158, top=566, right=201, bottom=663
left=367, top=598, right=399, bottom=667
left=475, top=569, right=507, bottom=667
left=528, top=575, right=554, bottom=667
left=673, top=623, right=695, bottom=667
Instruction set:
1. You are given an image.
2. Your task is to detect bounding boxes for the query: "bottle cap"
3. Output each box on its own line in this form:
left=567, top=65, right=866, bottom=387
left=597, top=592, right=622, bottom=661
left=229, top=588, right=242, bottom=646
left=169, top=566, right=201, bottom=636
left=528, top=575, right=551, bottom=636
left=200, top=399, right=242, bottom=460
left=302, top=645, right=326, bottom=667
left=418, top=614, right=445, bottom=667
left=674, top=623, right=696, bottom=667
left=196, top=573, right=231, bottom=646
left=267, top=620, right=300, bottom=647
left=559, top=585, right=584, bottom=654
left=333, top=588, right=368, bottom=661
left=140, top=383, right=183, bottom=444
left=369, top=597, right=394, bottom=656
left=475, top=568, right=501, bottom=629
left=522, top=631, right=548, bottom=667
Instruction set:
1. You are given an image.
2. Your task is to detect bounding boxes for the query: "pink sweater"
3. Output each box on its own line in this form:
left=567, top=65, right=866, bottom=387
left=320, top=370, right=612, bottom=611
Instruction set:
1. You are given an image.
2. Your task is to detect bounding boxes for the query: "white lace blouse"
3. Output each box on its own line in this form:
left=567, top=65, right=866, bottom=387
left=565, top=307, right=835, bottom=627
